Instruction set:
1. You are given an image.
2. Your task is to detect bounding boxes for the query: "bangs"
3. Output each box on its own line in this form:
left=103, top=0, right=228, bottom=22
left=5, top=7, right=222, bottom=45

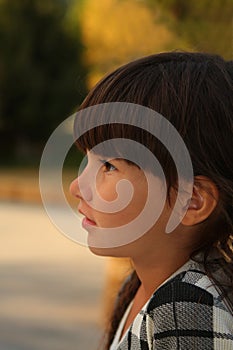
left=73, top=103, right=178, bottom=186
left=76, top=123, right=156, bottom=159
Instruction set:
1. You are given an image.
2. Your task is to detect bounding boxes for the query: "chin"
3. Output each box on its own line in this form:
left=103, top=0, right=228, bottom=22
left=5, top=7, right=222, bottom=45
left=88, top=245, right=112, bottom=256
left=88, top=244, right=129, bottom=258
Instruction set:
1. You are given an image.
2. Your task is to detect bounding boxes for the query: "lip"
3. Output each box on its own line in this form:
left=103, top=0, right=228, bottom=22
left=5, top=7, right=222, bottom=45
left=82, top=216, right=97, bottom=228
left=78, top=208, right=97, bottom=227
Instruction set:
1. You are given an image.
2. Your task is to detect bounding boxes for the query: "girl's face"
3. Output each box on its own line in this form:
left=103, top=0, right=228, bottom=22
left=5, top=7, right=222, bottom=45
left=70, top=151, right=171, bottom=256
left=70, top=151, right=148, bottom=226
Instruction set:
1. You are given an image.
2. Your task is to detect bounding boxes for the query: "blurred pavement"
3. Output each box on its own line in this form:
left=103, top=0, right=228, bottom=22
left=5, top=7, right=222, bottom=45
left=0, top=200, right=106, bottom=350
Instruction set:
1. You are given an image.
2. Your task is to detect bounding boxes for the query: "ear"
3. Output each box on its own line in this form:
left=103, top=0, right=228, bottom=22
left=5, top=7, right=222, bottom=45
left=181, top=176, right=219, bottom=226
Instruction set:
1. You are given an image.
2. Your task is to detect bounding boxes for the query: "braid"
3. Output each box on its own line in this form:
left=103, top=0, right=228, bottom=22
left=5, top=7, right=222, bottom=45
left=103, top=270, right=140, bottom=350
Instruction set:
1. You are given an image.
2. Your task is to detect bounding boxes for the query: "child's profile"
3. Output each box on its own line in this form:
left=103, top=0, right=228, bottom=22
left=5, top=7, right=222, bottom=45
left=70, top=52, right=233, bottom=349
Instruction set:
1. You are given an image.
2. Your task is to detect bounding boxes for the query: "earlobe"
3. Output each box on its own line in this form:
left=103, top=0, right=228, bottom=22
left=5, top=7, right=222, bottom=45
left=181, top=176, right=219, bottom=226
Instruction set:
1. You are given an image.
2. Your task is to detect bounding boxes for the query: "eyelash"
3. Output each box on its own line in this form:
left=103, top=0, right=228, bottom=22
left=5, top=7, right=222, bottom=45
left=100, top=160, right=117, bottom=172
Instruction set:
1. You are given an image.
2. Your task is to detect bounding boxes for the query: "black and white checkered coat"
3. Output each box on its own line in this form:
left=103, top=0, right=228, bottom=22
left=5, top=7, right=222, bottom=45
left=115, top=261, right=233, bottom=350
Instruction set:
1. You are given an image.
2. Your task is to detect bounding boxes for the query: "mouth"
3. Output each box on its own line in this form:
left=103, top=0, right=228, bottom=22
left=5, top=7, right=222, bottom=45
left=82, top=217, right=97, bottom=228
left=78, top=208, right=97, bottom=228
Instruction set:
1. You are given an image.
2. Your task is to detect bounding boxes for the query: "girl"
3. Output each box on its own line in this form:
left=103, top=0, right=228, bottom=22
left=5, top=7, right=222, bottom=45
left=70, top=52, right=233, bottom=349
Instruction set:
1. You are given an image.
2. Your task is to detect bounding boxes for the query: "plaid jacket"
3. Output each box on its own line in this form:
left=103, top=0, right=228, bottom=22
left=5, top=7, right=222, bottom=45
left=114, top=261, right=233, bottom=350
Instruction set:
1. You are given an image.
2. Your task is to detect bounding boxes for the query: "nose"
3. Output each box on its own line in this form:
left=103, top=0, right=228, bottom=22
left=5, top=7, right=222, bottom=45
left=69, top=172, right=93, bottom=202
left=69, top=177, right=80, bottom=198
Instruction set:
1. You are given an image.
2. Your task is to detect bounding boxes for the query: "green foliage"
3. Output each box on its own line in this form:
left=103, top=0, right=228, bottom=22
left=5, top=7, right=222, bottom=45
left=147, top=0, right=233, bottom=59
left=80, top=0, right=188, bottom=87
left=0, top=0, right=87, bottom=164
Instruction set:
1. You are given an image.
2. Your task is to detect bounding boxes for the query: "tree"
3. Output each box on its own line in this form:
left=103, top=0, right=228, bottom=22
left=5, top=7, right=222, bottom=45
left=147, top=0, right=233, bottom=59
left=74, top=0, right=231, bottom=88
left=0, top=0, right=87, bottom=164
left=78, top=0, right=188, bottom=87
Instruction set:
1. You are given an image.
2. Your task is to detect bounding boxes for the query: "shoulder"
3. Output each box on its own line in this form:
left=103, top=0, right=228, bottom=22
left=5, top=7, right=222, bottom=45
left=118, top=264, right=233, bottom=349
left=147, top=261, right=232, bottom=311
left=144, top=266, right=233, bottom=349
left=148, top=268, right=215, bottom=311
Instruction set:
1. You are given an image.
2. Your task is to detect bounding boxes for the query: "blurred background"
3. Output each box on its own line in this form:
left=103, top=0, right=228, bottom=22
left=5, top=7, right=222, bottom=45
left=0, top=0, right=232, bottom=349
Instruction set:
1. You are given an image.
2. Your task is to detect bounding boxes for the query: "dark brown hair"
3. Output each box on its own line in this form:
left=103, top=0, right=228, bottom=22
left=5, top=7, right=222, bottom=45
left=75, top=52, right=233, bottom=348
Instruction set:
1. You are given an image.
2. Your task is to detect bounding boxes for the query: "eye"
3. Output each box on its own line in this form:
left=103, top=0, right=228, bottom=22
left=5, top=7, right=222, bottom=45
left=100, top=160, right=117, bottom=172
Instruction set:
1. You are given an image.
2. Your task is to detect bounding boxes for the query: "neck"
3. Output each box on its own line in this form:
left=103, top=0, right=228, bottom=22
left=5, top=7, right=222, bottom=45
left=131, top=253, right=190, bottom=299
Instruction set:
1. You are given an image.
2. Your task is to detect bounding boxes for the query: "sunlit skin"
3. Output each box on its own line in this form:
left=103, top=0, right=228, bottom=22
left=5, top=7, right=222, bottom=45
left=70, top=151, right=193, bottom=287
left=70, top=150, right=219, bottom=338
left=74, top=151, right=149, bottom=230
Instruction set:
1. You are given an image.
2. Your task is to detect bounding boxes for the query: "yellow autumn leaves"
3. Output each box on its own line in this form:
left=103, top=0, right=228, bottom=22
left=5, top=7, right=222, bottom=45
left=79, top=0, right=189, bottom=87
left=68, top=0, right=232, bottom=88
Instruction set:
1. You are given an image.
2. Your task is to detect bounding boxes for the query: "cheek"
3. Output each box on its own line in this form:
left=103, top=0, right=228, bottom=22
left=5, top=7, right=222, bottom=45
left=128, top=183, right=148, bottom=215
left=95, top=177, right=119, bottom=202
left=115, top=179, right=148, bottom=219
